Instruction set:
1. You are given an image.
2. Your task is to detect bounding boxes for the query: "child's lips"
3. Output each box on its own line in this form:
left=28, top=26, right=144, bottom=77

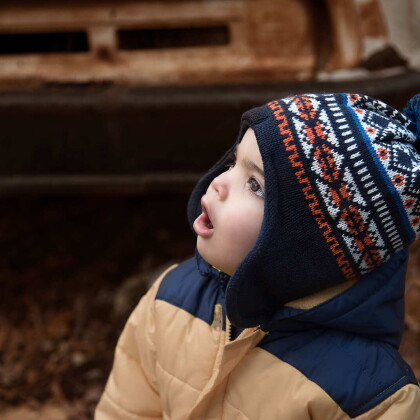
left=193, top=199, right=214, bottom=238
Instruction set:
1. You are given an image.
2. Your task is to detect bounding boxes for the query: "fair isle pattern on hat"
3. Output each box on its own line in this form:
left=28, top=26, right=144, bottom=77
left=347, top=94, right=420, bottom=235
left=268, top=93, right=420, bottom=280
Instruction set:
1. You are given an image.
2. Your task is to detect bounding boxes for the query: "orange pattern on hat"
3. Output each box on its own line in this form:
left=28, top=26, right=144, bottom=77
left=269, top=96, right=383, bottom=273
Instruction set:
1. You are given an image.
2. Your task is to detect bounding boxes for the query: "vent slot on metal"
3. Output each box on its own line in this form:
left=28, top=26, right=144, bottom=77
left=118, top=26, right=230, bottom=50
left=0, top=32, right=89, bottom=54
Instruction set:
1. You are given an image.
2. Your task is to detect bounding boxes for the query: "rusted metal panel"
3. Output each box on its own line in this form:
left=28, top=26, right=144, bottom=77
left=324, top=0, right=362, bottom=70
left=0, top=0, right=378, bottom=87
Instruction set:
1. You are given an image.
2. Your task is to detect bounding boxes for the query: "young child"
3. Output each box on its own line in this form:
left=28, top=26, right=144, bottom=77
left=96, top=93, right=420, bottom=419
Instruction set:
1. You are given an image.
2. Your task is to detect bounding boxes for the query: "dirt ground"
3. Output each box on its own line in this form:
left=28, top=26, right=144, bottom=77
left=0, top=195, right=195, bottom=419
left=0, top=195, right=419, bottom=420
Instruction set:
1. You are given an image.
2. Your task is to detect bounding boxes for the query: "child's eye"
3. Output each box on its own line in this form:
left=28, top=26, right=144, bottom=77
left=247, top=177, right=264, bottom=198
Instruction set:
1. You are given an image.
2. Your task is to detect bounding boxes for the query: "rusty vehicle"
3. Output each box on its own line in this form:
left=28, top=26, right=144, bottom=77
left=0, top=0, right=400, bottom=86
left=0, top=0, right=418, bottom=195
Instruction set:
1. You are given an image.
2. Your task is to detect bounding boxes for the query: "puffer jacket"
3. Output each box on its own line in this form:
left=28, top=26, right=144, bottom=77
left=95, top=249, right=420, bottom=419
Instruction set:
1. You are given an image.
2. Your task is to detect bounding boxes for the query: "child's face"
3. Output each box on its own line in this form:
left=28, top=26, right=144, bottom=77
left=193, top=128, right=264, bottom=275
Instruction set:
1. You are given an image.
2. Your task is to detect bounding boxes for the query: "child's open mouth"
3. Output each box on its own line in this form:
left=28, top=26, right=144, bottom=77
left=193, top=200, right=214, bottom=238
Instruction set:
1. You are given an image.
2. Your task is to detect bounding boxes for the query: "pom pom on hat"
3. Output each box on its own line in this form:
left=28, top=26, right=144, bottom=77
left=404, top=94, right=420, bottom=139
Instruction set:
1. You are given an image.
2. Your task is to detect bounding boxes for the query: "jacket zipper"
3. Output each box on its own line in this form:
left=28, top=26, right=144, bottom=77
left=228, top=322, right=234, bottom=341
left=210, top=270, right=233, bottom=338
left=212, top=303, right=234, bottom=341
left=211, top=303, right=223, bottom=331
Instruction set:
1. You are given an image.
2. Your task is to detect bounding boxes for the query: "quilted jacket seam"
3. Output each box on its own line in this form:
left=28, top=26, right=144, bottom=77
left=102, top=390, right=161, bottom=420
left=116, top=344, right=160, bottom=394
left=223, top=398, right=251, bottom=420
left=349, top=375, right=408, bottom=417
left=155, top=359, right=201, bottom=393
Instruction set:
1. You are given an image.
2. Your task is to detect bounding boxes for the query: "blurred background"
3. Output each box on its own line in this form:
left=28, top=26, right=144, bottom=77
left=0, top=0, right=419, bottom=418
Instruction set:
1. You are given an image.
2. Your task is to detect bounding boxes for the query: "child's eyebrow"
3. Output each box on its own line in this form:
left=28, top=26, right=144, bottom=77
left=244, top=159, right=264, bottom=178
left=234, top=145, right=264, bottom=178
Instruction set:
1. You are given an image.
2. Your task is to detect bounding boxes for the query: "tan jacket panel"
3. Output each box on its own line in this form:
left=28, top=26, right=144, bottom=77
left=95, top=265, right=176, bottom=420
left=223, top=347, right=347, bottom=420
left=96, top=265, right=420, bottom=420
left=355, top=383, right=420, bottom=420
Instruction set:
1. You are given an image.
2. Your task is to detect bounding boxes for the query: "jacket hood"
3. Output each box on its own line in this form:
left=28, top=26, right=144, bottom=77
left=188, top=93, right=419, bottom=328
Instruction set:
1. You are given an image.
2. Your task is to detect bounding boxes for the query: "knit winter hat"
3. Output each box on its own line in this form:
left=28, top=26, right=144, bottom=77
left=188, top=93, right=420, bottom=328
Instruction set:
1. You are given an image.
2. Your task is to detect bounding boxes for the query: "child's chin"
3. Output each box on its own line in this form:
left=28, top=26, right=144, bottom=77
left=196, top=240, right=210, bottom=262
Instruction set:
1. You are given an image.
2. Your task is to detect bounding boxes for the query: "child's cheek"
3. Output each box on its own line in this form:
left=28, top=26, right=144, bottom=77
left=223, top=208, right=259, bottom=249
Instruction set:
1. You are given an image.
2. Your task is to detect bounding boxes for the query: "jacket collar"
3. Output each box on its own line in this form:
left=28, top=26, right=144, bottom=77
left=196, top=248, right=408, bottom=349
left=261, top=249, right=408, bottom=348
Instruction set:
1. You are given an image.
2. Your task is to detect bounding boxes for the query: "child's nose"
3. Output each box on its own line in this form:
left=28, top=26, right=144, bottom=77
left=211, top=173, right=228, bottom=200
